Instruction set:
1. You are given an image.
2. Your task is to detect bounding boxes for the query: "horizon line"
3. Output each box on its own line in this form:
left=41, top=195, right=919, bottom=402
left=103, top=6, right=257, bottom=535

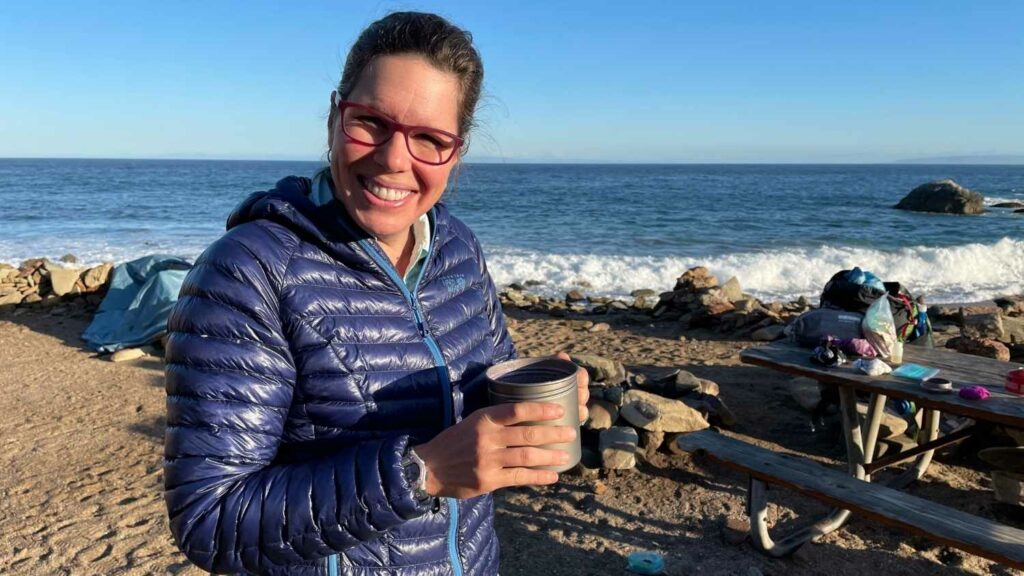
left=3, top=156, right=1024, bottom=166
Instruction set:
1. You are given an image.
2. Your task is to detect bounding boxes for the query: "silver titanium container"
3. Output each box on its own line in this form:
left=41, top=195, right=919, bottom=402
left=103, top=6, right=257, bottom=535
left=486, top=357, right=581, bottom=472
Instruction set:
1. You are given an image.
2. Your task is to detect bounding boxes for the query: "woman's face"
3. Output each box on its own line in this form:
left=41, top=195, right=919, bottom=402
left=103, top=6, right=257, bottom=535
left=329, top=54, right=461, bottom=244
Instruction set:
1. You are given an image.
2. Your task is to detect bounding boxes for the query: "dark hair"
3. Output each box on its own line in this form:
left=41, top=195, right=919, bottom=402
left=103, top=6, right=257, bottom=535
left=336, top=12, right=483, bottom=150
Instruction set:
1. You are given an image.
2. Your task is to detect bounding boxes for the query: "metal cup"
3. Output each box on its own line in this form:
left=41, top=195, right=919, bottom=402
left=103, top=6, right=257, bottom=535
left=486, top=357, right=581, bottom=472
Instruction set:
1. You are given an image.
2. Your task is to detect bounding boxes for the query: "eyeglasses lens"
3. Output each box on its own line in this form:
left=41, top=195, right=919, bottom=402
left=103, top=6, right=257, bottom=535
left=342, top=106, right=457, bottom=164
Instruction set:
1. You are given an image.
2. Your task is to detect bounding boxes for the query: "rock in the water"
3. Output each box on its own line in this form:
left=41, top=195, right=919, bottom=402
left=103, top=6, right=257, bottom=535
left=961, top=311, right=1006, bottom=341
left=59, top=254, right=78, bottom=263
left=789, top=377, right=822, bottom=413
left=992, top=471, right=1024, bottom=506
left=565, top=290, right=587, bottom=303
left=894, top=179, right=984, bottom=215
left=111, top=347, right=146, bottom=362
left=751, top=324, right=786, bottom=341
left=620, top=389, right=709, bottom=433
left=48, top=267, right=81, bottom=296
left=945, top=336, right=1010, bottom=362
left=599, top=426, right=638, bottom=469
left=631, top=289, right=658, bottom=310
left=571, top=353, right=626, bottom=384
left=993, top=201, right=1024, bottom=209
left=979, top=447, right=1024, bottom=473
left=585, top=398, right=618, bottom=430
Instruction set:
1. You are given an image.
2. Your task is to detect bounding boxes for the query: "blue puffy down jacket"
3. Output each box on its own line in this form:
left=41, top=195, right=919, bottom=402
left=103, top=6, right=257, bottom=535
left=164, top=175, right=515, bottom=575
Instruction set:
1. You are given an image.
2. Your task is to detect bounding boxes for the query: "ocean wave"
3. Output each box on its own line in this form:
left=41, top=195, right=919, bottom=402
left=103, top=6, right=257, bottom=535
left=485, top=237, right=1024, bottom=304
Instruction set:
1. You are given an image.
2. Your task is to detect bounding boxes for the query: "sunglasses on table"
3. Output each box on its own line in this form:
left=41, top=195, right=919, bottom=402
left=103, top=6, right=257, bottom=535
left=333, top=95, right=464, bottom=165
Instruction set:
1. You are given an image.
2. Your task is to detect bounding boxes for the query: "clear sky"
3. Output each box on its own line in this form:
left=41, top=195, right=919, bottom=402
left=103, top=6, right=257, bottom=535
left=2, top=1, right=1022, bottom=163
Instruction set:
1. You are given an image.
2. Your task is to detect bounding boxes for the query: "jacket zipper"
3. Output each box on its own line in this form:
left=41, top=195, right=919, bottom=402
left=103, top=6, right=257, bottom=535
left=331, top=210, right=462, bottom=576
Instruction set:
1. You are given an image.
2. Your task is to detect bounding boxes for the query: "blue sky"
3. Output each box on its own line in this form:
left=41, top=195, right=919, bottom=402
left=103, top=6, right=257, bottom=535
left=1, top=1, right=1022, bottom=163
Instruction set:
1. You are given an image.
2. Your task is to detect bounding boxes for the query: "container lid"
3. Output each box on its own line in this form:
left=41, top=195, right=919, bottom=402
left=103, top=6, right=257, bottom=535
left=486, top=357, right=579, bottom=398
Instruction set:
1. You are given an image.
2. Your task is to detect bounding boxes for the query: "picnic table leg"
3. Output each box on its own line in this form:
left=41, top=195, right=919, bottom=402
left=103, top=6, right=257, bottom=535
left=860, top=393, right=887, bottom=482
left=748, top=385, right=868, bottom=554
left=889, top=408, right=940, bottom=489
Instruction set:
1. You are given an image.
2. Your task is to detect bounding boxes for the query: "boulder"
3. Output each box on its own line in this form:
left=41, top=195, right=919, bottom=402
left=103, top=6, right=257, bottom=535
left=0, top=291, right=23, bottom=306
left=856, top=403, right=908, bottom=439
left=992, top=471, right=1024, bottom=507
left=111, top=348, right=146, bottom=362
left=674, top=267, right=718, bottom=292
left=59, top=254, right=78, bottom=263
left=945, top=336, right=1011, bottom=362
left=789, top=377, right=822, bottom=413
left=720, top=277, right=743, bottom=302
left=639, top=429, right=665, bottom=457
left=599, top=426, right=638, bottom=469
left=620, top=389, right=709, bottom=433
left=584, top=399, right=618, bottom=430
left=571, top=354, right=626, bottom=384
left=751, top=325, right=786, bottom=341
left=565, top=290, right=587, bottom=304
left=995, top=296, right=1024, bottom=317
left=894, top=179, right=985, bottom=215
left=979, top=447, right=1024, bottom=474
left=1003, top=316, right=1024, bottom=344
left=993, top=202, right=1024, bottom=209
left=960, top=311, right=1006, bottom=341
left=82, top=263, right=113, bottom=290
left=48, top=267, right=81, bottom=297
left=631, top=289, right=658, bottom=310
left=590, top=385, right=624, bottom=406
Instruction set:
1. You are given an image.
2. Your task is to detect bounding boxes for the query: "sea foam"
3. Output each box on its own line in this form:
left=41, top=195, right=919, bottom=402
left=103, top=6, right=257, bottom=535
left=485, top=237, right=1024, bottom=305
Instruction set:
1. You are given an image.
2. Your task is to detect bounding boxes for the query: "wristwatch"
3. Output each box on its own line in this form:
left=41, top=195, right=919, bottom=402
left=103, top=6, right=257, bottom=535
left=402, top=445, right=431, bottom=503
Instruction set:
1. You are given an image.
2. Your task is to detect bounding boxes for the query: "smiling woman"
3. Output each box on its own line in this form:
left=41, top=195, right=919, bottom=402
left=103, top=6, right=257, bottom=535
left=161, top=11, right=587, bottom=576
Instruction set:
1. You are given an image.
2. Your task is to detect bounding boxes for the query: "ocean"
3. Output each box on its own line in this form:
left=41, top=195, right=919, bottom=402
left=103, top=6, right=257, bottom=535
left=1, top=159, right=1022, bottom=304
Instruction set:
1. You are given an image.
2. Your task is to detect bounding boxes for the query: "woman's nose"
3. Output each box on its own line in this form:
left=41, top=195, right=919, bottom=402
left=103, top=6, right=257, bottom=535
left=373, top=132, right=413, bottom=172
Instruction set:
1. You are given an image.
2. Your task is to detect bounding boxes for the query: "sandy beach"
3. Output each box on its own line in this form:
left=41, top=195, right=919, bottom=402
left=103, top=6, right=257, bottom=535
left=1, top=295, right=1022, bottom=576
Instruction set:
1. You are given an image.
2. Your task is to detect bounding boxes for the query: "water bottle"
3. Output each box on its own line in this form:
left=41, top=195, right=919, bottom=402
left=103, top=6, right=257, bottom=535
left=894, top=399, right=916, bottom=416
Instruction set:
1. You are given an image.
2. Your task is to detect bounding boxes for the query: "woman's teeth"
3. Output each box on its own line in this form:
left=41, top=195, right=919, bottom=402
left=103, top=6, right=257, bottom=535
left=366, top=180, right=413, bottom=201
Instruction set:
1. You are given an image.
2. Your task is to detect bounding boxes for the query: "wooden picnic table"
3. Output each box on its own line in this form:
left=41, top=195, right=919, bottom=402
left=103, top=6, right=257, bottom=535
left=732, top=340, right=1024, bottom=560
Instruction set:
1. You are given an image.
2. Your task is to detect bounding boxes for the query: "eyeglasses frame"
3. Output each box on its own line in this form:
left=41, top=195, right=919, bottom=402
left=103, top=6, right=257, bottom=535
left=333, top=95, right=464, bottom=166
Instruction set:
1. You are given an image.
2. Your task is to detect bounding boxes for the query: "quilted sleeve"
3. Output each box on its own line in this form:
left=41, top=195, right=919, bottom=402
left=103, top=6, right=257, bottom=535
left=163, top=225, right=429, bottom=575
left=476, top=245, right=516, bottom=365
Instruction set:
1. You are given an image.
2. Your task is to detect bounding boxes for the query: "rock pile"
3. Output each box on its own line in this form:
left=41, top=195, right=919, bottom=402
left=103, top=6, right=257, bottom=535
left=936, top=297, right=1024, bottom=362
left=500, top=266, right=805, bottom=342
left=574, top=353, right=731, bottom=471
left=0, top=257, right=113, bottom=312
left=651, top=267, right=801, bottom=338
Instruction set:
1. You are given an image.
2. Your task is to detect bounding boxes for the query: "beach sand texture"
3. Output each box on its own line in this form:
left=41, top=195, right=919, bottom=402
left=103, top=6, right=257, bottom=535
left=0, top=307, right=1020, bottom=575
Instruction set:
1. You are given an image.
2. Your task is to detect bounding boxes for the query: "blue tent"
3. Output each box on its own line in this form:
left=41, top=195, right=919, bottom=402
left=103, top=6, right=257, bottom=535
left=81, top=254, right=192, bottom=353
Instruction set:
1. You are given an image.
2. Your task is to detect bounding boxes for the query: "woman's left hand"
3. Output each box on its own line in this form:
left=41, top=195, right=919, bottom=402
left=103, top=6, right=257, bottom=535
left=555, top=352, right=589, bottom=424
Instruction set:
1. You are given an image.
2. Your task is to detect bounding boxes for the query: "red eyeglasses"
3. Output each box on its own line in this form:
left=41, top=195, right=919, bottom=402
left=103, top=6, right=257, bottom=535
left=334, top=96, right=464, bottom=165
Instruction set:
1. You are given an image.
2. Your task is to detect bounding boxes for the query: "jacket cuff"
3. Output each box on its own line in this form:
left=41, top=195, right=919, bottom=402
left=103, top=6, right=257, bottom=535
left=383, top=436, right=434, bottom=520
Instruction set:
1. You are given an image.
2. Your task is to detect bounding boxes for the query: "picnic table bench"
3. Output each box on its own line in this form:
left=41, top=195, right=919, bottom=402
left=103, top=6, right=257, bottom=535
left=676, top=341, right=1024, bottom=569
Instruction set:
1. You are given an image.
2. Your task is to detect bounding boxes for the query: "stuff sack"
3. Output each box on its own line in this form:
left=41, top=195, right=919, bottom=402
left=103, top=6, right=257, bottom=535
left=789, top=308, right=865, bottom=348
left=862, top=296, right=897, bottom=358
left=820, top=268, right=886, bottom=314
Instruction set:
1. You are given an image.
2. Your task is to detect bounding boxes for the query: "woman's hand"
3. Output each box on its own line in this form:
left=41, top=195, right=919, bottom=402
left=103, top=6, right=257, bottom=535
left=554, top=351, right=590, bottom=424
left=412, top=402, right=575, bottom=499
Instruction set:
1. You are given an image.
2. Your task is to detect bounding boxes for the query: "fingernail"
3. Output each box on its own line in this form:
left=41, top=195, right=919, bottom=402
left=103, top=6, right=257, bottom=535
left=546, top=472, right=559, bottom=483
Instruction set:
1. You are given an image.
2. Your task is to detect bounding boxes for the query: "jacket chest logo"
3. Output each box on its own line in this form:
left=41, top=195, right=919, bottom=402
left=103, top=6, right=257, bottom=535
left=439, top=274, right=466, bottom=296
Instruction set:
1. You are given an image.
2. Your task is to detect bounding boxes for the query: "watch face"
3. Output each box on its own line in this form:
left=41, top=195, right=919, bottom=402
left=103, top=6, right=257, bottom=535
left=404, top=459, right=422, bottom=485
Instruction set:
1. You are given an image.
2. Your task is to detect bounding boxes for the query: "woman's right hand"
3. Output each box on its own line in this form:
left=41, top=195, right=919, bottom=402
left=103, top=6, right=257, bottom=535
left=412, top=402, right=575, bottom=499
